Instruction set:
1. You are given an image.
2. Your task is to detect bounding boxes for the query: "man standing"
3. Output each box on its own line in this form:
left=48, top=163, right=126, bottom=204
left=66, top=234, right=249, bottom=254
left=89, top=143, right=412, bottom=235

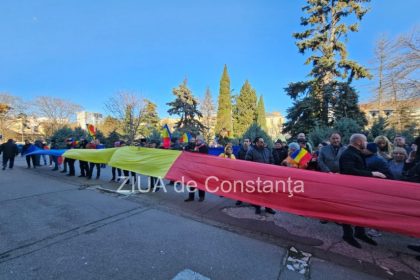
left=296, top=133, right=313, bottom=153
left=339, top=133, right=386, bottom=248
left=245, top=136, right=275, bottom=215
left=50, top=139, right=59, bottom=171
left=0, top=139, right=19, bottom=170
left=318, top=133, right=346, bottom=173
left=272, top=139, right=288, bottom=166
left=237, top=138, right=251, bottom=160
left=235, top=138, right=251, bottom=205
left=22, top=140, right=37, bottom=168
left=184, top=136, right=208, bottom=202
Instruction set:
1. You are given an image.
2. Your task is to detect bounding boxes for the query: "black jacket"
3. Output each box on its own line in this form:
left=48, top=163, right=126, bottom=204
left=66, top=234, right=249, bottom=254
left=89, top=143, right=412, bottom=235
left=237, top=146, right=249, bottom=160
left=194, top=144, right=208, bottom=154
left=0, top=140, right=19, bottom=158
left=245, top=146, right=274, bottom=164
left=272, top=148, right=288, bottom=165
left=339, top=145, right=372, bottom=177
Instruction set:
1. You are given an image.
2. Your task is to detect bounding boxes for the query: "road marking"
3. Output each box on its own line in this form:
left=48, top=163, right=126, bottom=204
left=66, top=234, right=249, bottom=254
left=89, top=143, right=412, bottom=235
left=172, top=269, right=210, bottom=280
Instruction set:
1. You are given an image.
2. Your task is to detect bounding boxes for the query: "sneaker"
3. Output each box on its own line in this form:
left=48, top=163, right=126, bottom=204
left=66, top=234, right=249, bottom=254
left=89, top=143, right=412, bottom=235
left=198, top=197, right=204, bottom=202
left=235, top=201, right=242, bottom=206
left=184, top=198, right=194, bottom=202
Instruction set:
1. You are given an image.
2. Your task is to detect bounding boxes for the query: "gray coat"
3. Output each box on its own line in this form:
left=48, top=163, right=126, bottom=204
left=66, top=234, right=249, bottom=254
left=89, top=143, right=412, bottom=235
left=318, top=144, right=346, bottom=173
left=245, top=146, right=274, bottom=164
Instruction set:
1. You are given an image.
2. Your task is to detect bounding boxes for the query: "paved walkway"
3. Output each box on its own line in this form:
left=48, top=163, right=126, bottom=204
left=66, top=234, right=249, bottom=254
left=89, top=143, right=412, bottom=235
left=0, top=159, right=418, bottom=279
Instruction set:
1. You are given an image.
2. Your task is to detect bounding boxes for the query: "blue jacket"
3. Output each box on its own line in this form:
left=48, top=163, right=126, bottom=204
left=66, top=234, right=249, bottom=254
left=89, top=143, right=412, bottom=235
left=366, top=154, right=394, bottom=179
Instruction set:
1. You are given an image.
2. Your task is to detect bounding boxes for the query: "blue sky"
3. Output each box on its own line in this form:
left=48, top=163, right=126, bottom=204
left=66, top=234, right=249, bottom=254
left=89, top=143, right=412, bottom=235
left=0, top=0, right=418, bottom=118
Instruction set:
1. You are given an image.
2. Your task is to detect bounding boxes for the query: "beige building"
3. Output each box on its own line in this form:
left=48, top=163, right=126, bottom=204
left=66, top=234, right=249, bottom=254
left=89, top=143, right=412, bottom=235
left=265, top=112, right=285, bottom=139
left=360, top=98, right=420, bottom=130
left=76, top=111, right=104, bottom=129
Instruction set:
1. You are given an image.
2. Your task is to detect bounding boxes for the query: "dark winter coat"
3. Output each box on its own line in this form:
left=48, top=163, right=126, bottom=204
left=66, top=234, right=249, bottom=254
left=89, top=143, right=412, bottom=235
left=237, top=146, right=249, bottom=160
left=339, top=145, right=372, bottom=177
left=365, top=154, right=394, bottom=179
left=0, top=140, right=19, bottom=158
left=272, top=148, right=288, bottom=165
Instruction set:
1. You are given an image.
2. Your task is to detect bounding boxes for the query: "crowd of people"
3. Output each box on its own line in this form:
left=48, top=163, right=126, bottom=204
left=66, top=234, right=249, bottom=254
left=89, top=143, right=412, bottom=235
left=1, top=131, right=419, bottom=259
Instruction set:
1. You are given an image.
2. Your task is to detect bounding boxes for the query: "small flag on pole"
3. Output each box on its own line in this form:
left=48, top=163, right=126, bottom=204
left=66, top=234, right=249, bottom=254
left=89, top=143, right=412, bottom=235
left=180, top=132, right=191, bottom=144
left=290, top=148, right=312, bottom=167
left=87, top=124, right=96, bottom=139
left=162, top=124, right=171, bottom=149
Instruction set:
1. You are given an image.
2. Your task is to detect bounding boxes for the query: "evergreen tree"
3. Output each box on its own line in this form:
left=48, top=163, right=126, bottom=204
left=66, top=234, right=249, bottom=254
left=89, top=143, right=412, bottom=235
left=139, top=100, right=160, bottom=137
left=104, top=130, right=122, bottom=148
left=369, top=117, right=388, bottom=141
left=167, top=80, right=205, bottom=136
left=284, top=0, right=371, bottom=135
left=242, top=123, right=273, bottom=148
left=215, top=65, right=233, bottom=137
left=256, top=95, right=267, bottom=131
left=233, top=80, right=257, bottom=137
left=200, top=87, right=216, bottom=143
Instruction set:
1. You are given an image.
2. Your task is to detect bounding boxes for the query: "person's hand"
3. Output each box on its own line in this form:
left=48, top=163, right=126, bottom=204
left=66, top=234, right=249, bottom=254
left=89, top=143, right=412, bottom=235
left=411, top=144, right=418, bottom=152
left=372, top=171, right=386, bottom=179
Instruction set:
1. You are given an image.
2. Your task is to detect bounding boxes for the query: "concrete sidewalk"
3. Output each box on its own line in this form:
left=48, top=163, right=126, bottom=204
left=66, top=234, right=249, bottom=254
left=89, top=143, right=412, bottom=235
left=0, top=159, right=418, bottom=279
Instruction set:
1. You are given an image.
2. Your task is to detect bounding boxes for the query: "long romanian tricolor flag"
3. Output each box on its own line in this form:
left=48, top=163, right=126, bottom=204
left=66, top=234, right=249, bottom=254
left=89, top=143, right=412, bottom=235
left=162, top=124, right=171, bottom=149
left=27, top=147, right=420, bottom=238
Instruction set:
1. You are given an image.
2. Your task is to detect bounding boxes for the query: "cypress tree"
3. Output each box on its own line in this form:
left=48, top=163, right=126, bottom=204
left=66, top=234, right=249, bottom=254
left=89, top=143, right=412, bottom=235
left=233, top=80, right=257, bottom=137
left=215, top=65, right=233, bottom=137
left=256, top=95, right=267, bottom=131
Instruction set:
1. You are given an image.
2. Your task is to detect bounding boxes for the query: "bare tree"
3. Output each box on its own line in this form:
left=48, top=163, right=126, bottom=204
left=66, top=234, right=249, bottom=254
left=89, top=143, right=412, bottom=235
left=105, top=92, right=145, bottom=145
left=200, top=87, right=216, bottom=143
left=371, top=28, right=420, bottom=130
left=0, top=93, right=27, bottom=140
left=34, top=96, right=82, bottom=136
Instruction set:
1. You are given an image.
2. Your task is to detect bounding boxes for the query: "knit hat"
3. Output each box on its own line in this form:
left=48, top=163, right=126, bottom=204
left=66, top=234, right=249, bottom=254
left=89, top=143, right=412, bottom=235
left=366, top=142, right=378, bottom=153
left=288, top=142, right=300, bottom=151
left=275, top=139, right=283, bottom=144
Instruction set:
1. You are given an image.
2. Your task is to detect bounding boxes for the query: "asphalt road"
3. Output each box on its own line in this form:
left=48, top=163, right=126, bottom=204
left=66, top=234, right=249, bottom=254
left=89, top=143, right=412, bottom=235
left=0, top=159, right=410, bottom=280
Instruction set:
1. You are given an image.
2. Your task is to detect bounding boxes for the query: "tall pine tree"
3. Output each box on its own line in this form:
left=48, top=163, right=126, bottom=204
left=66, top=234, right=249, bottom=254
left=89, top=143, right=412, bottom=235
left=215, top=65, right=233, bottom=137
left=233, top=80, right=258, bottom=137
left=284, top=0, right=370, bottom=135
left=167, top=80, right=205, bottom=136
left=256, top=95, right=267, bottom=131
